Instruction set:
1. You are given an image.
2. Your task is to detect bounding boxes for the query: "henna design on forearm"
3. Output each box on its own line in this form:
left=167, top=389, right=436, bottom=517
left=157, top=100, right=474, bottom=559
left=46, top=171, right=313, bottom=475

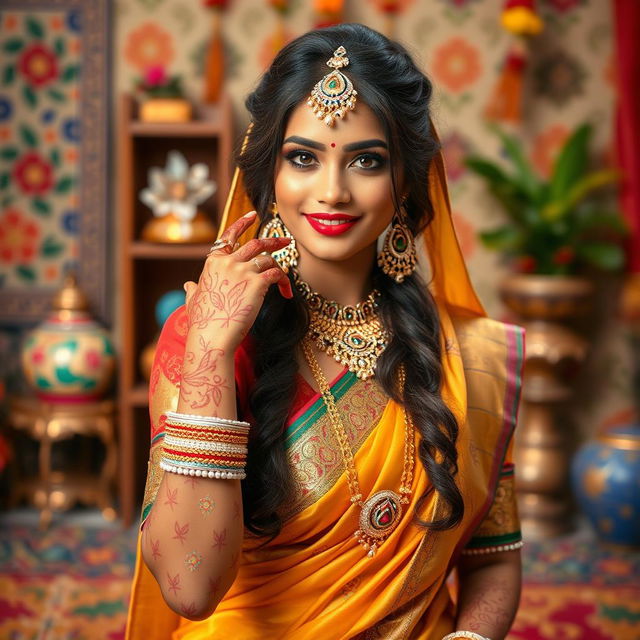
left=184, top=550, right=204, bottom=572
left=180, top=334, right=228, bottom=409
left=164, top=484, right=178, bottom=511
left=167, top=572, right=182, bottom=596
left=172, top=521, right=190, bottom=545
left=150, top=537, right=162, bottom=561
left=212, top=528, right=227, bottom=552
left=183, top=476, right=199, bottom=489
left=180, top=601, right=198, bottom=617
left=459, top=577, right=515, bottom=633
left=188, top=271, right=253, bottom=330
left=208, top=576, right=221, bottom=599
left=232, top=500, right=241, bottom=521
left=199, top=495, right=215, bottom=516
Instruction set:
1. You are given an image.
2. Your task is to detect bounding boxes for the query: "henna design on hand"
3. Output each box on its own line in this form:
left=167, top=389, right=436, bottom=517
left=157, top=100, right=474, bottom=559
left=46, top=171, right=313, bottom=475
left=188, top=271, right=253, bottom=330
left=172, top=521, right=190, bottom=545
left=180, top=334, right=228, bottom=409
left=180, top=601, right=198, bottom=617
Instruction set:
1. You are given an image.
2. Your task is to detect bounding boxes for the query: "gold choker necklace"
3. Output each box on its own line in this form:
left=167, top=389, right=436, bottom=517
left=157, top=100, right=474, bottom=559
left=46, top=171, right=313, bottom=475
left=293, top=272, right=389, bottom=379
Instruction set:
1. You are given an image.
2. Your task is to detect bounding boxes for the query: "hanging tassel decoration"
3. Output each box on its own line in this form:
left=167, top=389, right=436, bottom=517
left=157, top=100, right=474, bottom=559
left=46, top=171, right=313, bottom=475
left=202, top=0, right=229, bottom=105
left=314, top=0, right=343, bottom=29
left=484, top=0, right=543, bottom=124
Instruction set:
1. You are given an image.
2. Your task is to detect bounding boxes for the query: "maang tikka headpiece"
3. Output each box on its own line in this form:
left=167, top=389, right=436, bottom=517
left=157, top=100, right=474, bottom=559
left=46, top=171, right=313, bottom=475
left=308, top=46, right=358, bottom=127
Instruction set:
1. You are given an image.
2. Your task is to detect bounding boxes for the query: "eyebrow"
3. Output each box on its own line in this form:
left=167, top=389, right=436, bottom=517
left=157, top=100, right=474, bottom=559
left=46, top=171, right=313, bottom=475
left=282, top=136, right=388, bottom=152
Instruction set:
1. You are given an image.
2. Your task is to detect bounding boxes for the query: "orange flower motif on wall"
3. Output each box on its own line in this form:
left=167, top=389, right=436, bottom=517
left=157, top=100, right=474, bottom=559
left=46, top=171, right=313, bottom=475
left=431, top=37, right=482, bottom=93
left=124, top=22, right=175, bottom=72
left=531, top=124, right=569, bottom=178
left=0, top=208, right=40, bottom=264
left=452, top=212, right=476, bottom=259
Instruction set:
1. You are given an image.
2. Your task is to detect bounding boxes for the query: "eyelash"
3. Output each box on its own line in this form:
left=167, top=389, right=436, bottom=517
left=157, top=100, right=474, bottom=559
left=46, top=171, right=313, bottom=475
left=284, top=150, right=387, bottom=171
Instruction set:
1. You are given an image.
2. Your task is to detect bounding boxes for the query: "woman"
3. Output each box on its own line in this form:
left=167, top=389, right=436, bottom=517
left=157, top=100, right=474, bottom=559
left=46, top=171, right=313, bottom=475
left=126, top=23, right=524, bottom=640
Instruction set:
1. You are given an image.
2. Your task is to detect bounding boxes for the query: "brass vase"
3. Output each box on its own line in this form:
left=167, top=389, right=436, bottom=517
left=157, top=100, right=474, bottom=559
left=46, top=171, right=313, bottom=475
left=500, top=274, right=593, bottom=539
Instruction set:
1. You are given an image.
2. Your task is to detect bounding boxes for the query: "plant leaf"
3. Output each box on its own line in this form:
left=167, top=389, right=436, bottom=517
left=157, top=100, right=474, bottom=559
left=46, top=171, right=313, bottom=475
left=33, top=199, right=51, bottom=216
left=54, top=38, right=65, bottom=57
left=479, top=225, right=525, bottom=251
left=549, top=123, right=591, bottom=201
left=20, top=124, right=39, bottom=148
left=55, top=176, right=75, bottom=193
left=576, top=243, right=625, bottom=271
left=26, top=17, right=44, bottom=39
left=22, top=85, right=37, bottom=109
left=42, top=235, right=64, bottom=257
left=61, top=65, right=80, bottom=82
left=50, top=149, right=61, bottom=167
left=47, top=88, right=66, bottom=103
left=16, top=266, right=36, bottom=281
left=489, top=124, right=540, bottom=200
left=3, top=38, right=24, bottom=54
left=0, top=146, right=19, bottom=161
left=3, top=65, right=15, bottom=85
left=542, top=169, right=620, bottom=221
left=0, top=173, right=9, bottom=190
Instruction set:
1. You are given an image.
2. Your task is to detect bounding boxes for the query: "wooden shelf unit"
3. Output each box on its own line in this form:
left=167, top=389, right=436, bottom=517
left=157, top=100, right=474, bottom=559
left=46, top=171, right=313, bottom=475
left=117, top=93, right=234, bottom=525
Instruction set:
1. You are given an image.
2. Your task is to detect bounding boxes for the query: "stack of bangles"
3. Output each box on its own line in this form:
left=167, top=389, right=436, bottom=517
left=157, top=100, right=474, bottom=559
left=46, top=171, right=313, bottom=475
left=441, top=632, right=492, bottom=640
left=159, top=411, right=251, bottom=480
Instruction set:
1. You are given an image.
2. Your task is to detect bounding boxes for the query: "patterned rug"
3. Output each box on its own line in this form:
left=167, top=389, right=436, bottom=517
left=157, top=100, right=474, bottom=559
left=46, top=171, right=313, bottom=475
left=1, top=516, right=639, bottom=639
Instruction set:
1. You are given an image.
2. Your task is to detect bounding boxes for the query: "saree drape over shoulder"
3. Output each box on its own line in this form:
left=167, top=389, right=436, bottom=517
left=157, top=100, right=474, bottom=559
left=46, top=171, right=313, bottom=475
left=126, top=125, right=524, bottom=640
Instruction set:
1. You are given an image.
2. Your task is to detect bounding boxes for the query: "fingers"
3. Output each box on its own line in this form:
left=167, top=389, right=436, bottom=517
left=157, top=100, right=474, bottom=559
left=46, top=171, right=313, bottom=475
left=183, top=281, right=197, bottom=307
left=233, top=236, right=291, bottom=262
left=261, top=267, right=294, bottom=299
left=218, top=210, right=257, bottom=247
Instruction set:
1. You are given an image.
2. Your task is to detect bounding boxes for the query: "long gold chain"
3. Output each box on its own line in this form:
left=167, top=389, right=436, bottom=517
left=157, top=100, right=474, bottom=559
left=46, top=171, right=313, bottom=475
left=302, top=340, right=416, bottom=555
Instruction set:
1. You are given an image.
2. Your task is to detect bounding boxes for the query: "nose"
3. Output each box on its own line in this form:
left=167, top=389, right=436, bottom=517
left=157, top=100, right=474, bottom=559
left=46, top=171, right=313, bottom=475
left=317, top=162, right=351, bottom=206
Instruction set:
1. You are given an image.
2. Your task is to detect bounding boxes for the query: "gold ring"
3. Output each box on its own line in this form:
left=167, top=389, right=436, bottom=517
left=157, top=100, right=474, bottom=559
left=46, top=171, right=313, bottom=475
left=208, top=239, right=233, bottom=255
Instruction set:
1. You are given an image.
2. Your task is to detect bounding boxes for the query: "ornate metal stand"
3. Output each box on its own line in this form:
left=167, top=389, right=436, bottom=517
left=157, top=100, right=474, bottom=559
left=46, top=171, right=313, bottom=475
left=500, top=275, right=592, bottom=539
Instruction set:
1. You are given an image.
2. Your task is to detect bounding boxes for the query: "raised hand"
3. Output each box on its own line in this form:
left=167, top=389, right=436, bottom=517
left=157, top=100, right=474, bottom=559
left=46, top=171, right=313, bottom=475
left=183, top=210, right=292, bottom=351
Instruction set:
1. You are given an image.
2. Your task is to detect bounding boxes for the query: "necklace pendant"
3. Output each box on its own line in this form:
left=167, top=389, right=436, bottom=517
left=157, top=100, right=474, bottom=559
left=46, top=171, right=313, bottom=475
left=355, top=490, right=403, bottom=556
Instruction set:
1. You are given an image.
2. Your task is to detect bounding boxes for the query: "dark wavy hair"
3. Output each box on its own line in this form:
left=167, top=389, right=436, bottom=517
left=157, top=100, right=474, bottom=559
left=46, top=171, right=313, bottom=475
left=236, top=23, right=463, bottom=539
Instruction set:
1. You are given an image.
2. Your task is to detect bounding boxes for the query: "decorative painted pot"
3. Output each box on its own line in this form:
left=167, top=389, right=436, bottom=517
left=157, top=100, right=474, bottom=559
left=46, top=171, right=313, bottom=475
left=21, top=275, right=116, bottom=402
left=571, top=424, right=640, bottom=547
left=139, top=98, right=192, bottom=123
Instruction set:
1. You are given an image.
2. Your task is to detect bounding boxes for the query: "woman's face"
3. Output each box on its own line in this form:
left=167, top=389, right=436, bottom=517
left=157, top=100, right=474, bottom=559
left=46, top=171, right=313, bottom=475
left=274, top=99, right=398, bottom=268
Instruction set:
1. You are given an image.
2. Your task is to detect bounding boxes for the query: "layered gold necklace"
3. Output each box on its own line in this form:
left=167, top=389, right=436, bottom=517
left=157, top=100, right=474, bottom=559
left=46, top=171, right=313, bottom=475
left=302, top=340, right=415, bottom=557
left=293, top=271, right=389, bottom=380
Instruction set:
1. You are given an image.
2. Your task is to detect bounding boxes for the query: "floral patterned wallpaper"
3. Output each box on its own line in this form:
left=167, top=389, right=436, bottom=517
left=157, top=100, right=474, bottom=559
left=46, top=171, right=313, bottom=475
left=0, top=10, right=81, bottom=290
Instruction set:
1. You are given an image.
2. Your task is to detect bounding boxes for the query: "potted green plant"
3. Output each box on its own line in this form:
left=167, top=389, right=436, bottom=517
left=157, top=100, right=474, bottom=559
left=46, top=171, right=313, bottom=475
left=464, top=124, right=628, bottom=539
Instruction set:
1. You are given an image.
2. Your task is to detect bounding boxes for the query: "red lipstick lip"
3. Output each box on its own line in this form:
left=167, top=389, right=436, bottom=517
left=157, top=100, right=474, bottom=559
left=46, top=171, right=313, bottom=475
left=303, top=215, right=360, bottom=236
left=303, top=212, right=360, bottom=221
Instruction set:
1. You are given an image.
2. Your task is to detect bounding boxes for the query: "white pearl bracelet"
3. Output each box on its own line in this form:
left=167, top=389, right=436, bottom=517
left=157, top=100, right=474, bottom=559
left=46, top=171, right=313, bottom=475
left=442, top=632, right=492, bottom=640
left=160, top=460, right=246, bottom=480
left=461, top=540, right=524, bottom=555
left=165, top=411, right=251, bottom=430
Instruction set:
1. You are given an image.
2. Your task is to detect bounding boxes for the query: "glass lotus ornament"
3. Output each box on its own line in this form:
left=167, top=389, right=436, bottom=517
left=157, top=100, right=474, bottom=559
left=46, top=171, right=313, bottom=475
left=139, top=150, right=217, bottom=243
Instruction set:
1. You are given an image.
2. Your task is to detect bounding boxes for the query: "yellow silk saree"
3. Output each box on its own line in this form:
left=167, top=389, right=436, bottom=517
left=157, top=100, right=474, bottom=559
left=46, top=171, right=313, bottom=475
left=126, top=134, right=524, bottom=640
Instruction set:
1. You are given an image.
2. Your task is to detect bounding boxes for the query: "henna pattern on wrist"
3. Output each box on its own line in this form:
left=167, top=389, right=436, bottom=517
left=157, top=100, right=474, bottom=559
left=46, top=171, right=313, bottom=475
left=188, top=271, right=253, bottom=330
left=180, top=334, right=228, bottom=409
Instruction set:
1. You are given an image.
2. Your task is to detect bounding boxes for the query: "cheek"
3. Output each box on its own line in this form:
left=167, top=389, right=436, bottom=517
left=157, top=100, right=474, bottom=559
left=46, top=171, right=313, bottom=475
left=275, top=167, right=309, bottom=204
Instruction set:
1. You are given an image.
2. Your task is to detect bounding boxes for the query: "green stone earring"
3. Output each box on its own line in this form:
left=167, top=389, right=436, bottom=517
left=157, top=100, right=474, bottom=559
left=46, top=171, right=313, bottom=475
left=377, top=210, right=417, bottom=283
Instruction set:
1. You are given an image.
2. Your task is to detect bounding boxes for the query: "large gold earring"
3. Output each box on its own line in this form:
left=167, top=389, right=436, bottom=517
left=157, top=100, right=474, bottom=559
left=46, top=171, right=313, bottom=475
left=259, top=203, right=299, bottom=273
left=378, top=209, right=417, bottom=283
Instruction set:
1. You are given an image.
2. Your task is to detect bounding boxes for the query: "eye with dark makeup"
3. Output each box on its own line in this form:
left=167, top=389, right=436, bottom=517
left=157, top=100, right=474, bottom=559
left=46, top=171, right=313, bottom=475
left=283, top=149, right=388, bottom=171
